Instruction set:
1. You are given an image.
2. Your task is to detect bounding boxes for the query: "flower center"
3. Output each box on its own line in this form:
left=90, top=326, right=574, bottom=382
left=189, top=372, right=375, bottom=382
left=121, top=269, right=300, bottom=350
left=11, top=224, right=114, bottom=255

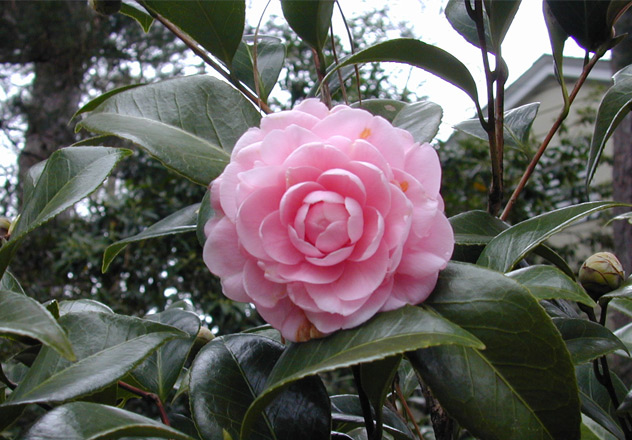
left=304, top=201, right=350, bottom=252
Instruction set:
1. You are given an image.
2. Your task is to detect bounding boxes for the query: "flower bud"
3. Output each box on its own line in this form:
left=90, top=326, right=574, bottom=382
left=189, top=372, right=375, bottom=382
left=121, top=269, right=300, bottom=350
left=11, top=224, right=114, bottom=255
left=0, top=217, right=10, bottom=240
left=88, top=0, right=121, bottom=15
left=579, top=252, right=625, bottom=299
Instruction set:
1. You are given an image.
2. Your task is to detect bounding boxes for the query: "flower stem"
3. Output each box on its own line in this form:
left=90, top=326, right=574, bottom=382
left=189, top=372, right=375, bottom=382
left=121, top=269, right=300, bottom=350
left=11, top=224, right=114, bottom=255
left=142, top=4, right=272, bottom=115
left=500, top=53, right=601, bottom=221
left=118, top=380, right=170, bottom=426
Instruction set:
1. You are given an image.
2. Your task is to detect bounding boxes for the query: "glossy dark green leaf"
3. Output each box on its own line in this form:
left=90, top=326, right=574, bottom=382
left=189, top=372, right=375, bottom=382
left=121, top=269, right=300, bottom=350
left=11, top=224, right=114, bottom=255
left=477, top=201, right=624, bottom=272
left=600, top=276, right=632, bottom=304
left=77, top=75, right=260, bottom=185
left=410, top=262, right=581, bottom=440
left=120, top=2, right=154, bottom=33
left=1, top=312, right=185, bottom=407
left=131, top=309, right=200, bottom=402
left=196, top=189, right=212, bottom=247
left=280, top=0, right=334, bottom=51
left=243, top=305, right=483, bottom=438
left=0, top=147, right=130, bottom=278
left=576, top=364, right=626, bottom=439
left=544, top=0, right=630, bottom=52
left=553, top=318, right=627, bottom=364
left=445, top=0, right=493, bottom=51
left=614, top=320, right=632, bottom=355
left=484, top=0, right=522, bottom=49
left=22, top=401, right=195, bottom=440
left=359, top=355, right=401, bottom=413
left=330, top=394, right=414, bottom=440
left=507, top=265, right=596, bottom=307
left=142, top=0, right=245, bottom=67
left=587, top=65, right=632, bottom=187
left=543, top=1, right=570, bottom=104
left=103, top=203, right=199, bottom=272
left=0, top=271, right=25, bottom=295
left=454, top=102, right=540, bottom=149
left=0, top=290, right=74, bottom=361
left=324, top=38, right=480, bottom=108
left=392, top=100, right=443, bottom=143
left=190, top=334, right=330, bottom=440
left=233, top=36, right=285, bottom=103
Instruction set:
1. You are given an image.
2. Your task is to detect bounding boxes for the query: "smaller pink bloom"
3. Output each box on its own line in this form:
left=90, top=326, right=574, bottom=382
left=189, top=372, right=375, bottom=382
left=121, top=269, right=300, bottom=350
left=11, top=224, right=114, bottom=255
left=203, top=99, right=453, bottom=342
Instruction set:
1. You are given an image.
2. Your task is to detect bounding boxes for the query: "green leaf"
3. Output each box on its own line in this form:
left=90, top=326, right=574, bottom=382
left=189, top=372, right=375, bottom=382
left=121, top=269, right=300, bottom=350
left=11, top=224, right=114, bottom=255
left=600, top=276, right=632, bottom=304
left=280, top=0, right=334, bottom=51
left=0, top=290, right=74, bottom=361
left=350, top=99, right=407, bottom=122
left=197, top=190, right=212, bottom=247
left=242, top=305, right=483, bottom=439
left=233, top=36, right=285, bottom=103
left=141, top=0, right=245, bottom=67
left=553, top=318, right=628, bottom=364
left=58, top=299, right=114, bottom=315
left=22, top=402, right=195, bottom=440
left=544, top=0, right=631, bottom=52
left=359, top=355, right=401, bottom=414
left=72, top=83, right=145, bottom=121
left=613, top=321, right=632, bottom=355
left=324, top=38, right=480, bottom=109
left=350, top=99, right=443, bottom=143
left=103, top=203, right=199, bottom=272
left=330, top=394, right=415, bottom=440
left=543, top=1, right=570, bottom=105
left=484, top=0, right=522, bottom=49
left=120, top=2, right=154, bottom=33
left=131, top=309, right=200, bottom=402
left=0, top=147, right=130, bottom=278
left=454, top=102, right=540, bottom=149
left=2, top=312, right=186, bottom=407
left=581, top=415, right=620, bottom=440
left=445, top=0, right=493, bottom=52
left=80, top=113, right=228, bottom=186
left=576, top=364, right=626, bottom=439
left=0, top=271, right=25, bottom=295
left=477, top=201, right=625, bottom=272
left=587, top=65, right=632, bottom=187
left=190, top=334, right=330, bottom=440
left=77, top=75, right=261, bottom=185
left=392, top=100, right=443, bottom=144
left=507, top=265, right=596, bottom=307
left=410, top=262, right=581, bottom=440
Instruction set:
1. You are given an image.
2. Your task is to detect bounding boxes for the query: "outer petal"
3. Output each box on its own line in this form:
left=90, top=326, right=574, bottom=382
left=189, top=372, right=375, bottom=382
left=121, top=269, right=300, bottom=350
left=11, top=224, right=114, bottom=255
left=312, top=107, right=374, bottom=142
left=236, top=186, right=284, bottom=260
left=404, top=143, right=442, bottom=197
left=203, top=216, right=250, bottom=302
left=243, top=259, right=287, bottom=308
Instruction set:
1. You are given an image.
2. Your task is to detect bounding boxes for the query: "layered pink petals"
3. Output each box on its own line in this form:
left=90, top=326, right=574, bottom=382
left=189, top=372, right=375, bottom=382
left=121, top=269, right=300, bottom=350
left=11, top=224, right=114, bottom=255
left=203, top=99, right=454, bottom=342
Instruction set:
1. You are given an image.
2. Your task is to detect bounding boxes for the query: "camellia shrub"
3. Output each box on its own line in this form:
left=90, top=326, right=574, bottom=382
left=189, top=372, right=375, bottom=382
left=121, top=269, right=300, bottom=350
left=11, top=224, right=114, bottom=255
left=3, top=1, right=632, bottom=439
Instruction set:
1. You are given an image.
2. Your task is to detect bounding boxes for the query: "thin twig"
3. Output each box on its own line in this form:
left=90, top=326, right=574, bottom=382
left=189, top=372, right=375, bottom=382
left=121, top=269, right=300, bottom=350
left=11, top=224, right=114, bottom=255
left=336, top=0, right=362, bottom=104
left=395, top=381, right=425, bottom=440
left=118, top=380, right=170, bottom=426
left=500, top=53, right=601, bottom=221
left=330, top=25, right=348, bottom=104
left=143, top=5, right=272, bottom=114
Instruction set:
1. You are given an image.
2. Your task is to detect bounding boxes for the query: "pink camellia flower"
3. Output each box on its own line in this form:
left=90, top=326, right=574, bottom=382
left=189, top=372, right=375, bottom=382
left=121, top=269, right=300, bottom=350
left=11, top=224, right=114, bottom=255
left=203, top=99, right=454, bottom=342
